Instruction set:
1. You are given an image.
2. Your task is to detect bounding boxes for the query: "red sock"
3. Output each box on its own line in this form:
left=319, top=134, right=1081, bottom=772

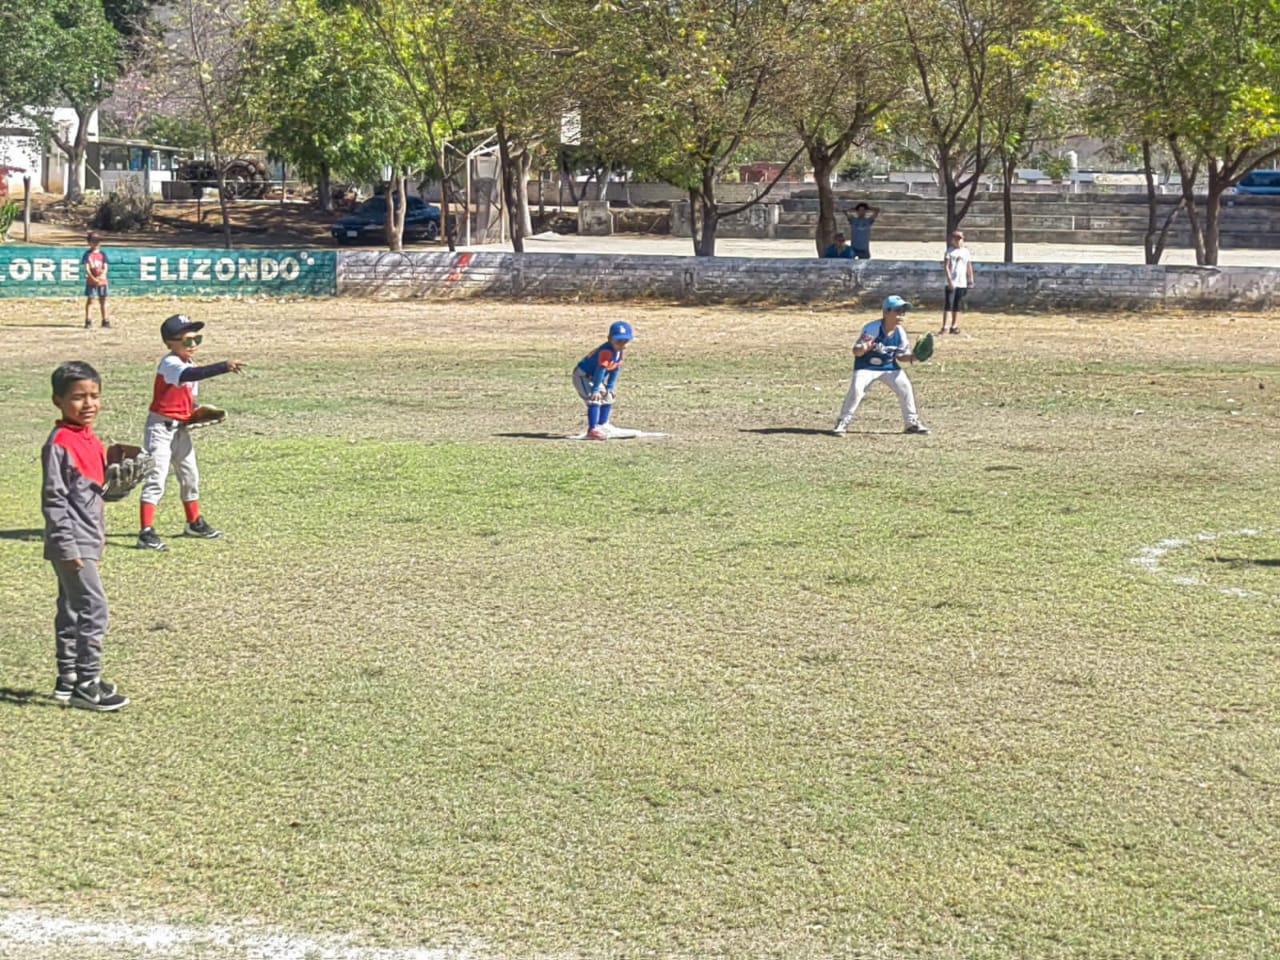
left=183, top=500, right=200, bottom=523
left=140, top=502, right=156, bottom=529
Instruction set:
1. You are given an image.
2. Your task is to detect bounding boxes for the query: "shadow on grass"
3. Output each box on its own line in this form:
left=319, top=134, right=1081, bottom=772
left=0, top=687, right=59, bottom=708
left=494, top=432, right=570, bottom=441
left=741, top=427, right=905, bottom=436
left=0, top=529, right=136, bottom=544
left=1206, top=556, right=1280, bottom=568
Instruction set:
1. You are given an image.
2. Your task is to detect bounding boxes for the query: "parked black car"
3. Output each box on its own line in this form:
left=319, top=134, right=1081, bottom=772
left=331, top=195, right=441, bottom=244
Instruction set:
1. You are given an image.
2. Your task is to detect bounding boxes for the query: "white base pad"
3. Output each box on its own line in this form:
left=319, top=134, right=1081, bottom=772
left=567, top=426, right=669, bottom=441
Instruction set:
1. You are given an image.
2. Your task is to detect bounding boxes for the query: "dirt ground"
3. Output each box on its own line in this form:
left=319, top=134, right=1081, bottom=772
left=8, top=193, right=386, bottom=248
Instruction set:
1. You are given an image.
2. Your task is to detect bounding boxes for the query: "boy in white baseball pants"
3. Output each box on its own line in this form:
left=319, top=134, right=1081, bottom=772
left=834, top=295, right=930, bottom=436
left=137, top=314, right=245, bottom=551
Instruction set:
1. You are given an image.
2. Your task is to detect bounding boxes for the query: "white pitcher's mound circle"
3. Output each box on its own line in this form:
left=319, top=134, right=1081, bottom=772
left=1130, top=528, right=1279, bottom=602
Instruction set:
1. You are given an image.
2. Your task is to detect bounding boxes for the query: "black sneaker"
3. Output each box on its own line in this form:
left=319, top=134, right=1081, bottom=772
left=904, top=423, right=931, bottom=435
left=101, top=319, right=112, bottom=329
left=184, top=517, right=222, bottom=539
left=69, top=678, right=128, bottom=712
left=54, top=674, right=77, bottom=702
left=84, top=319, right=92, bottom=330
left=137, top=527, right=168, bottom=551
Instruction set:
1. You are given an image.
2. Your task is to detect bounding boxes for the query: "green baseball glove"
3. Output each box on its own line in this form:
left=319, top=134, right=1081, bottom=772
left=913, top=332, right=935, bottom=363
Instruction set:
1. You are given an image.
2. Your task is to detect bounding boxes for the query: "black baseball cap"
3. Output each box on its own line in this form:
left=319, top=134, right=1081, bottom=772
left=160, top=314, right=205, bottom=341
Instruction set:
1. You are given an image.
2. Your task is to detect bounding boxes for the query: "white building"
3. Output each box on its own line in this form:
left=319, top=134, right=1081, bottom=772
left=0, top=108, right=180, bottom=197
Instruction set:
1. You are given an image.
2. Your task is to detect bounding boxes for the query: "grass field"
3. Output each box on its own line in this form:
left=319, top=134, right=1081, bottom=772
left=1, top=296, right=1278, bottom=959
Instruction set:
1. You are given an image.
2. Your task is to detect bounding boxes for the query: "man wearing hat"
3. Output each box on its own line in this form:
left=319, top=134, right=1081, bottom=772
left=833, top=295, right=930, bottom=436
left=136, top=314, right=246, bottom=551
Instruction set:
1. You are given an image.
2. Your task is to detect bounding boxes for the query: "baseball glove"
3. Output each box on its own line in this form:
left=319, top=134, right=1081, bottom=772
left=103, top=444, right=155, bottom=501
left=185, top=404, right=227, bottom=429
left=912, top=332, right=936, bottom=363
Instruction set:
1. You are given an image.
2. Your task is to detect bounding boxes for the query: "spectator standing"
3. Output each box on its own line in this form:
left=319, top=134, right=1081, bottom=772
left=844, top=202, right=881, bottom=259
left=941, top=230, right=975, bottom=334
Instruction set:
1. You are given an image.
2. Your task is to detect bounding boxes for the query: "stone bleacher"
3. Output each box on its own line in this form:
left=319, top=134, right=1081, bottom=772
left=776, top=190, right=1280, bottom=248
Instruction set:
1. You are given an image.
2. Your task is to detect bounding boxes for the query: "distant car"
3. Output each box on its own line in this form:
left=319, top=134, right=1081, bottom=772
left=1233, top=170, right=1280, bottom=196
left=331, top=195, right=441, bottom=244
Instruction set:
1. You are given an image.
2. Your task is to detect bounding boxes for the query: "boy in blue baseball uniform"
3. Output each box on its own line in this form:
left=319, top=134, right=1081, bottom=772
left=833, top=295, right=930, bottom=436
left=573, top=321, right=634, bottom=440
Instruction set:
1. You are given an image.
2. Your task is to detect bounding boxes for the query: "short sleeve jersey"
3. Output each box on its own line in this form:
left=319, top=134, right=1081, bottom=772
left=847, top=216, right=876, bottom=250
left=854, top=320, right=911, bottom=372
left=944, top=246, right=971, bottom=288
left=150, top=354, right=200, bottom=420
left=577, top=342, right=625, bottom=392
left=82, top=249, right=108, bottom=286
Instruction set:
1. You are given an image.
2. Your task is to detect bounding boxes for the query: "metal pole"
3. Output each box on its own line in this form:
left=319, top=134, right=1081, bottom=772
left=464, top=154, right=472, bottom=246
left=22, top=175, right=31, bottom=242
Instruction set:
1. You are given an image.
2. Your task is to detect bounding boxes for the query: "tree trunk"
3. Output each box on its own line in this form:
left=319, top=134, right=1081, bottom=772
left=396, top=169, right=407, bottom=247
left=1000, top=153, right=1015, bottom=263
left=440, top=147, right=456, bottom=252
left=495, top=123, right=524, bottom=253
left=1139, top=139, right=1182, bottom=265
left=1168, top=137, right=1205, bottom=265
left=944, top=173, right=960, bottom=239
left=517, top=147, right=534, bottom=238
left=694, top=169, right=718, bottom=257
left=318, top=162, right=333, bottom=214
left=1203, top=160, right=1228, bottom=267
left=211, top=148, right=234, bottom=250
left=384, top=171, right=403, bottom=252
left=810, top=149, right=838, bottom=256
left=1141, top=140, right=1161, bottom=264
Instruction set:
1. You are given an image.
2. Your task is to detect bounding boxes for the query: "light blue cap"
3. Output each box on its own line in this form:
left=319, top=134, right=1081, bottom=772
left=882, top=295, right=912, bottom=312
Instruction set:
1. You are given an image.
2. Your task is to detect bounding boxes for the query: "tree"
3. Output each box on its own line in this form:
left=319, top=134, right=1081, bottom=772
left=984, top=2, right=1075, bottom=262
left=160, top=0, right=265, bottom=248
left=0, top=0, right=126, bottom=202
left=446, top=1, right=574, bottom=253
left=1073, top=0, right=1280, bottom=265
left=786, top=0, right=908, bottom=255
left=339, top=0, right=471, bottom=250
left=243, top=0, right=426, bottom=216
left=895, top=0, right=1007, bottom=238
left=588, top=0, right=807, bottom=257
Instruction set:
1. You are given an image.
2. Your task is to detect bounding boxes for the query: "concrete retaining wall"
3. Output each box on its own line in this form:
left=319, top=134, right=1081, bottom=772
left=337, top=252, right=1280, bottom=309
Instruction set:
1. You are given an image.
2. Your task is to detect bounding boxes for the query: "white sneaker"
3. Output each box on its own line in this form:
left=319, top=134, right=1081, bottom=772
left=833, top=419, right=849, bottom=436
left=597, top=421, right=621, bottom=437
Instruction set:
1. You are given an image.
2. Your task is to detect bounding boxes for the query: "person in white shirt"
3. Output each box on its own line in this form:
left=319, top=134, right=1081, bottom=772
left=941, top=230, right=975, bottom=334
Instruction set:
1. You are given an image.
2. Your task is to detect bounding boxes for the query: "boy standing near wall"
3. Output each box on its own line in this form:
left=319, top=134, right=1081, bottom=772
left=82, top=232, right=110, bottom=329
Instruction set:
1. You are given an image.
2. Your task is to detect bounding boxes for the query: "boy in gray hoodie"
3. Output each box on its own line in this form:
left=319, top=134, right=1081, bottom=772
left=42, top=361, right=147, bottom=711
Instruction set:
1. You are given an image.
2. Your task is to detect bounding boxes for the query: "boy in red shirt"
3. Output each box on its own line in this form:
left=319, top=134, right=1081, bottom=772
left=137, top=314, right=245, bottom=551
left=82, top=232, right=111, bottom=329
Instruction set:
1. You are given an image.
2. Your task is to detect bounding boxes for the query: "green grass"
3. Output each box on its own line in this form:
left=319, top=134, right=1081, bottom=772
left=1, top=298, right=1278, bottom=958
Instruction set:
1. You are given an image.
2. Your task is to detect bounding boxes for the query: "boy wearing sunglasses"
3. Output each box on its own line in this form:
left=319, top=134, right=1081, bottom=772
left=137, top=314, right=245, bottom=551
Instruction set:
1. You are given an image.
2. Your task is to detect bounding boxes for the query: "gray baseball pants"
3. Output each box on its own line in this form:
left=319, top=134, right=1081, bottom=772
left=53, top=559, right=108, bottom=679
left=141, top=412, right=200, bottom=505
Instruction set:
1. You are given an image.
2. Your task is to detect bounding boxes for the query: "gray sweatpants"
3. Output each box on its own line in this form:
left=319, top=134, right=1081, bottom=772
left=141, top=412, right=200, bottom=505
left=53, top=559, right=108, bottom=679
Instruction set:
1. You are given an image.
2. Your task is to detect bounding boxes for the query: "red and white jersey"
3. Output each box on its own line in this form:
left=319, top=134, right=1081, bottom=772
left=150, top=354, right=199, bottom=421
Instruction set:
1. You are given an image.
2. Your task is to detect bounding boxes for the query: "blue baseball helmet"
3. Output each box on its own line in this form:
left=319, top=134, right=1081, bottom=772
left=609, top=321, right=635, bottom=341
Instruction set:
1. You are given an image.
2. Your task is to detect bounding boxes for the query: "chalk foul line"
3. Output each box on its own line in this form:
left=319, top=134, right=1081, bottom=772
left=0, top=909, right=476, bottom=960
